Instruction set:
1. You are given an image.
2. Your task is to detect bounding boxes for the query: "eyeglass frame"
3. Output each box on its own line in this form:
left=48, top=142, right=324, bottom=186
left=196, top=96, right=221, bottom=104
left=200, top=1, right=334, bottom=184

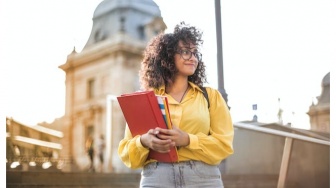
left=176, top=49, right=202, bottom=61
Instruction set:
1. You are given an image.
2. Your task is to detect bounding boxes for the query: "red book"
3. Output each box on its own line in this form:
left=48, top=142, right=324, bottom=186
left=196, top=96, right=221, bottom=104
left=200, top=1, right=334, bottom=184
left=117, top=90, right=178, bottom=162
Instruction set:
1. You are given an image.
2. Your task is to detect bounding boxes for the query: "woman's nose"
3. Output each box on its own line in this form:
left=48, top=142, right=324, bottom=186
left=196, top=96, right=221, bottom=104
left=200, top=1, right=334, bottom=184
left=189, top=52, right=198, bottom=61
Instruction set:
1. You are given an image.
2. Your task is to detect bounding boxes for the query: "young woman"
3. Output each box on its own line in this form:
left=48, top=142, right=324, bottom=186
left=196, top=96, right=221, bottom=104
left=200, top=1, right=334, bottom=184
left=118, top=22, right=234, bottom=188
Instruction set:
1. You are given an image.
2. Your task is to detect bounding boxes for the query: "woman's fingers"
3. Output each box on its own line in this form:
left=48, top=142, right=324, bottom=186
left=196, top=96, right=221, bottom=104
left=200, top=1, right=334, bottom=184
left=151, top=136, right=175, bottom=152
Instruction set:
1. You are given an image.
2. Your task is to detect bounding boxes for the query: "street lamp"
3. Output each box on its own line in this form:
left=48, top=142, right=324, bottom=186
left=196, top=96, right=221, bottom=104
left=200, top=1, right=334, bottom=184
left=215, top=0, right=229, bottom=106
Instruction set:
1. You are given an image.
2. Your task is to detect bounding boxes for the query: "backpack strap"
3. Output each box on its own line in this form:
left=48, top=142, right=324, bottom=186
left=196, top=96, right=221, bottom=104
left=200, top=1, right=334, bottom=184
left=200, top=86, right=210, bottom=109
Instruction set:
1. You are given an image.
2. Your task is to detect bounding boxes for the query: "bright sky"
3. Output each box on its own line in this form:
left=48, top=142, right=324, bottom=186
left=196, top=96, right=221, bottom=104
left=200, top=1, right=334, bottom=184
left=1, top=0, right=333, bottom=130
left=0, top=0, right=334, bottom=184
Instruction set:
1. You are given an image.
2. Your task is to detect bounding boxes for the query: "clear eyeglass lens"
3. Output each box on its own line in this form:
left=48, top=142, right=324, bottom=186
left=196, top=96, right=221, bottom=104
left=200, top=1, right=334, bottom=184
left=181, top=50, right=191, bottom=59
left=180, top=50, right=202, bottom=61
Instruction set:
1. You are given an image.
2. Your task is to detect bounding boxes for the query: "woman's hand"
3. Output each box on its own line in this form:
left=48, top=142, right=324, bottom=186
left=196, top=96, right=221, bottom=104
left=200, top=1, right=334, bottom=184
left=140, top=128, right=175, bottom=153
left=155, top=125, right=190, bottom=148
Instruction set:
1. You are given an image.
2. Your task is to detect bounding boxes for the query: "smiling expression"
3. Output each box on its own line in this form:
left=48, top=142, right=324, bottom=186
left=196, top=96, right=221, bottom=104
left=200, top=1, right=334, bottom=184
left=174, top=41, right=199, bottom=77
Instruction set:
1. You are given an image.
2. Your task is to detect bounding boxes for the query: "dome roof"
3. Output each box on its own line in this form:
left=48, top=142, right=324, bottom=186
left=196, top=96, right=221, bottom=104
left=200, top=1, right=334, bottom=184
left=322, top=72, right=330, bottom=87
left=82, top=0, right=164, bottom=50
left=317, top=72, right=330, bottom=105
left=94, top=0, right=161, bottom=18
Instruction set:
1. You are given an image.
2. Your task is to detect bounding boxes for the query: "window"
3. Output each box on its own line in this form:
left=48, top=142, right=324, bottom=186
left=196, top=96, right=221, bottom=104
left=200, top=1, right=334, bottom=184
left=87, top=79, right=95, bottom=99
left=86, top=125, right=94, bottom=138
left=138, top=25, right=145, bottom=40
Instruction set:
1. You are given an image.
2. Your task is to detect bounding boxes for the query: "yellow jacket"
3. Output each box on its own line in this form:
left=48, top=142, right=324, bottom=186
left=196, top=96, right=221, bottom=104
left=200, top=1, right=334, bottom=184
left=118, top=82, right=234, bottom=169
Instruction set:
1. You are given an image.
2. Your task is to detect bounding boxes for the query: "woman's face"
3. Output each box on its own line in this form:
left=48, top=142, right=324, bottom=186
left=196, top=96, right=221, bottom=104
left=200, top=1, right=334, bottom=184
left=174, top=41, right=200, bottom=77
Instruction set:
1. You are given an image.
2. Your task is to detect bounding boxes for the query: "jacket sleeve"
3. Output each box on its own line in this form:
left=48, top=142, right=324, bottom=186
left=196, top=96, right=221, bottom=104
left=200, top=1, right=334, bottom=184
left=186, top=88, right=234, bottom=164
left=118, top=125, right=150, bottom=169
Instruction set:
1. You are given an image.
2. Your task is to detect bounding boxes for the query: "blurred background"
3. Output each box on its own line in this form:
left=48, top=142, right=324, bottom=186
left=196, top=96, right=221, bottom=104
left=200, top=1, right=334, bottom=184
left=2, top=0, right=333, bottom=187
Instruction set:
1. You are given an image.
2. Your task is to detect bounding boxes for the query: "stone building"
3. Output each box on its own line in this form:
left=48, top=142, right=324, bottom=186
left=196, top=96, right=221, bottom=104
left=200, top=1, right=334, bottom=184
left=58, top=0, right=166, bottom=173
left=307, top=72, right=330, bottom=133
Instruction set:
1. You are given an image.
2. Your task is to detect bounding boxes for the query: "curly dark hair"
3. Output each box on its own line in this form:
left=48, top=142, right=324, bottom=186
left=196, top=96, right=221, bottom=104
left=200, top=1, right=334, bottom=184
left=139, top=22, right=207, bottom=90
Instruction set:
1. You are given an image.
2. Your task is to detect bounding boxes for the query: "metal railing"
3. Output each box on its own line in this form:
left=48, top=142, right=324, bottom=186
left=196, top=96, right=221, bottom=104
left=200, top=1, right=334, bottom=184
left=6, top=156, right=73, bottom=170
left=233, top=122, right=330, bottom=188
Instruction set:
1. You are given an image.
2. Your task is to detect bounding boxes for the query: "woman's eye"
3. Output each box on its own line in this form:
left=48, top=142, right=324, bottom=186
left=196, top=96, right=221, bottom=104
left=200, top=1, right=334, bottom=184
left=182, top=50, right=190, bottom=55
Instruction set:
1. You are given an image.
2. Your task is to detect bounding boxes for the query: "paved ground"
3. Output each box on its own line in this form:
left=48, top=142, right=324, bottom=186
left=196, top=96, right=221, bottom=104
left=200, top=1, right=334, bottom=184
left=7, top=170, right=280, bottom=188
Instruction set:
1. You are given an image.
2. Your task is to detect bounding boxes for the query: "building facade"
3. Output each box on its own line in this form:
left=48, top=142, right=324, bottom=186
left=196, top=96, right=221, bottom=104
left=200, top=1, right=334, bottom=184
left=58, top=0, right=166, bottom=172
left=307, top=72, right=330, bottom=133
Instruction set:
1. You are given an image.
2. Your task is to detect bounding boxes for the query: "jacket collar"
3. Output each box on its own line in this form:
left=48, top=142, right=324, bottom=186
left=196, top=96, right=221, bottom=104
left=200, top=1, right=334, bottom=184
left=155, top=82, right=204, bottom=95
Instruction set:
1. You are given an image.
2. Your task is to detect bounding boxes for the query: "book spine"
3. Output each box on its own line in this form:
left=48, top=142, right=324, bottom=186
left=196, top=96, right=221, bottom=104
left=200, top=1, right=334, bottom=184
left=146, top=92, right=167, bottom=129
left=157, top=96, right=168, bottom=126
left=147, top=93, right=178, bottom=162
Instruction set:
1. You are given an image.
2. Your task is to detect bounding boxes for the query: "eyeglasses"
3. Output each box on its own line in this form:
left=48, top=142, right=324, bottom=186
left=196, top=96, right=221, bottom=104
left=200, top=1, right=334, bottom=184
left=176, top=49, right=202, bottom=61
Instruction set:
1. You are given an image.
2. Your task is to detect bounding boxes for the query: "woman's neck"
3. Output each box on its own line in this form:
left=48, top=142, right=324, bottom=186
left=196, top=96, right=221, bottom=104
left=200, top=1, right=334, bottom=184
left=165, top=77, right=189, bottom=102
left=166, top=76, right=188, bottom=93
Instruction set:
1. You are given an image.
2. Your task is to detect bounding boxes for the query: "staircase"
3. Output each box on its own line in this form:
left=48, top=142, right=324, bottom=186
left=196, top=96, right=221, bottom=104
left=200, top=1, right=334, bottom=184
left=7, top=171, right=281, bottom=188
left=7, top=171, right=141, bottom=188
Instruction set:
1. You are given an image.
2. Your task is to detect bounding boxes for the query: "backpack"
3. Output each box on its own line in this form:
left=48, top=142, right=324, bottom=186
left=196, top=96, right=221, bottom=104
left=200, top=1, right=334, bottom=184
left=200, top=86, right=210, bottom=109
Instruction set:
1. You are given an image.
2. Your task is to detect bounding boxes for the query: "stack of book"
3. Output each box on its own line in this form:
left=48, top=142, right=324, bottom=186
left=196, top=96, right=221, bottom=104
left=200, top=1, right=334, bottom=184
left=117, top=91, right=178, bottom=162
